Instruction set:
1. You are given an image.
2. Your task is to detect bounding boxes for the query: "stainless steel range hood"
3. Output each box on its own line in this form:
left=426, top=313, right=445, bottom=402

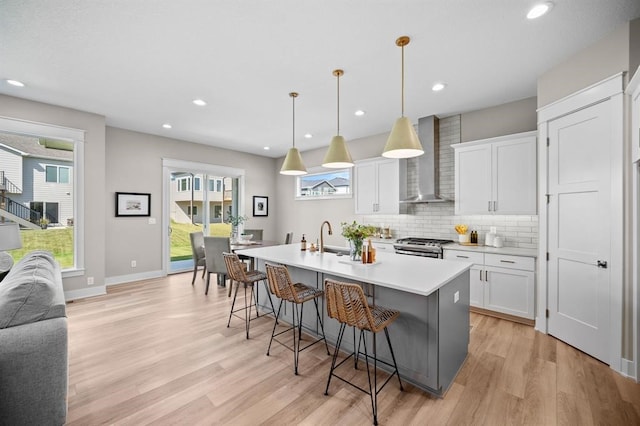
left=400, top=115, right=449, bottom=203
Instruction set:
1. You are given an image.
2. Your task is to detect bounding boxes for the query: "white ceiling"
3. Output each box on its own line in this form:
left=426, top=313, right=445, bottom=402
left=1, top=1, right=639, bottom=158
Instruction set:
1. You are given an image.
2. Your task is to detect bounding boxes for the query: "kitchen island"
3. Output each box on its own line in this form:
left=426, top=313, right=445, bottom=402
left=238, top=244, right=472, bottom=397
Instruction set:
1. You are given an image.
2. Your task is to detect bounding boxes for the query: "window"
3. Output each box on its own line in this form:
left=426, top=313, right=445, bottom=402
left=59, top=167, right=69, bottom=183
left=208, top=178, right=223, bottom=192
left=187, top=205, right=198, bottom=216
left=295, top=167, right=352, bottom=200
left=45, top=165, right=70, bottom=183
left=178, top=177, right=190, bottom=192
left=193, top=177, right=201, bottom=191
left=0, top=119, right=82, bottom=274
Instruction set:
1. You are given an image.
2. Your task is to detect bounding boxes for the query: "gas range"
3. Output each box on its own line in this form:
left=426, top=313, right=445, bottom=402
left=393, top=237, right=454, bottom=258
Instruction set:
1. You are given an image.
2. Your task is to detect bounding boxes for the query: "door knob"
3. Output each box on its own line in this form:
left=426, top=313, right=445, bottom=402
left=597, top=260, right=608, bottom=269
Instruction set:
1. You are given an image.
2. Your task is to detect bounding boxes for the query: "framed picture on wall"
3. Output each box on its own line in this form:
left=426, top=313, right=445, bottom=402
left=115, top=192, right=151, bottom=217
left=253, top=196, right=268, bottom=217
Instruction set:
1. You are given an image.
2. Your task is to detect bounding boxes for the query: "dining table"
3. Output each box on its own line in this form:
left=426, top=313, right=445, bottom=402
left=231, top=240, right=281, bottom=270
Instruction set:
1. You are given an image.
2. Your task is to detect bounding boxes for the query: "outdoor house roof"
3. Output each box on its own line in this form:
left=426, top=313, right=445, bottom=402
left=301, top=177, right=349, bottom=190
left=0, top=133, right=73, bottom=161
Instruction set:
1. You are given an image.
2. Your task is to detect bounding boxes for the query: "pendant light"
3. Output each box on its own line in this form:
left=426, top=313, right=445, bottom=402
left=382, top=36, right=424, bottom=159
left=280, top=92, right=307, bottom=175
left=322, top=69, right=354, bottom=168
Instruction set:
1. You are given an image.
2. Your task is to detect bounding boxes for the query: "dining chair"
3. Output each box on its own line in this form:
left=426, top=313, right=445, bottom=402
left=189, top=231, right=206, bottom=285
left=265, top=263, right=330, bottom=375
left=323, top=279, right=403, bottom=426
left=243, top=229, right=263, bottom=241
left=223, top=252, right=276, bottom=339
left=285, top=232, right=293, bottom=244
left=203, top=236, right=230, bottom=295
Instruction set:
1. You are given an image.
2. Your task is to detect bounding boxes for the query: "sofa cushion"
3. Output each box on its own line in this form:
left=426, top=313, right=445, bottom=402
left=0, top=251, right=66, bottom=329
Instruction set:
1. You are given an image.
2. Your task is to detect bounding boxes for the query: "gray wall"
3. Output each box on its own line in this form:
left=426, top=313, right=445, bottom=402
left=537, top=22, right=630, bottom=107
left=631, top=18, right=640, bottom=76
left=460, top=97, right=538, bottom=143
left=105, top=127, right=277, bottom=278
left=0, top=94, right=107, bottom=293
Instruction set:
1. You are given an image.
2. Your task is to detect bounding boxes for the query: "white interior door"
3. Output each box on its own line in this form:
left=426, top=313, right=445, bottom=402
left=547, top=100, right=611, bottom=364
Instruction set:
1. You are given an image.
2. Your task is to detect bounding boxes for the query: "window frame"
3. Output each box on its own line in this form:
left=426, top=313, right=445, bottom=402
left=0, top=116, right=85, bottom=278
left=44, top=164, right=70, bottom=183
left=295, top=166, right=353, bottom=200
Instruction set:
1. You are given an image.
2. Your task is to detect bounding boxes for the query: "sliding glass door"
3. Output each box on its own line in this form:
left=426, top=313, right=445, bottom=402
left=164, top=161, right=243, bottom=274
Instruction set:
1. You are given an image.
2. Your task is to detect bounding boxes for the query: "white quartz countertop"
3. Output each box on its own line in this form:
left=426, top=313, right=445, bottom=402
left=444, top=243, right=538, bottom=258
left=236, top=244, right=472, bottom=297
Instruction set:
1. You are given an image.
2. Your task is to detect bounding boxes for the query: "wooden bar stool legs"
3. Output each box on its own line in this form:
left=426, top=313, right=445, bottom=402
left=323, top=279, right=403, bottom=426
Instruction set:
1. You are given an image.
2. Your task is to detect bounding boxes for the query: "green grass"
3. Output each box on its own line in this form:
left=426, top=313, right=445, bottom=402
left=10, top=227, right=74, bottom=268
left=169, top=220, right=231, bottom=260
left=8, top=221, right=233, bottom=267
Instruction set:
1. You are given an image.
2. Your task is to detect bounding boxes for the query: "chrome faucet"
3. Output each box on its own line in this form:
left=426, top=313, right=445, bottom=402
left=320, top=220, right=333, bottom=253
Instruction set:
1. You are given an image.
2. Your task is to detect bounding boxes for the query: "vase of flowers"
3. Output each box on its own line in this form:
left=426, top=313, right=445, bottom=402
left=225, top=214, right=248, bottom=243
left=341, top=221, right=377, bottom=261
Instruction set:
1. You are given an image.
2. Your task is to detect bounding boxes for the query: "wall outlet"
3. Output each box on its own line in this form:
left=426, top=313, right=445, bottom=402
left=87, top=276, right=94, bottom=285
left=131, top=260, right=137, bottom=268
left=148, top=217, right=156, bottom=225
left=454, top=291, right=459, bottom=303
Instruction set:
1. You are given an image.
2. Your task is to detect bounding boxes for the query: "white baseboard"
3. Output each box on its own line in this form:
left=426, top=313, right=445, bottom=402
left=65, top=285, right=106, bottom=301
left=105, top=269, right=165, bottom=286
left=618, top=358, right=637, bottom=381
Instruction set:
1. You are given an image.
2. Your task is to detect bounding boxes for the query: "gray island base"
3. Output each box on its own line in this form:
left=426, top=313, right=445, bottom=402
left=238, top=244, right=472, bottom=397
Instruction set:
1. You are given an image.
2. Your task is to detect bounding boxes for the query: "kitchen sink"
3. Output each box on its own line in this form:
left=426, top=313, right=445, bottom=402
left=321, top=245, right=350, bottom=256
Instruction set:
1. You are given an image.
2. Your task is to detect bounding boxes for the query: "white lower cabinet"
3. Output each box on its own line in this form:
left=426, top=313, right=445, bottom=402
left=444, top=250, right=535, bottom=320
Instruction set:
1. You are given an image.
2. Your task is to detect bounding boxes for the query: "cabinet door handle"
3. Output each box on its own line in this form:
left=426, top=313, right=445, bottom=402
left=493, top=201, right=497, bottom=211
left=485, top=270, right=488, bottom=281
left=456, top=255, right=469, bottom=258
left=488, top=201, right=492, bottom=212
left=479, top=270, right=483, bottom=281
left=500, top=260, right=516, bottom=264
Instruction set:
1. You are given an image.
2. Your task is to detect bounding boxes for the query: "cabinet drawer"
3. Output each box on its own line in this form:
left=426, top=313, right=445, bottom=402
left=444, top=250, right=484, bottom=265
left=484, top=253, right=535, bottom=271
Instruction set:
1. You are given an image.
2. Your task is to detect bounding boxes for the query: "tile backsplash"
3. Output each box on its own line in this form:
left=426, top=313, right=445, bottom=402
left=359, top=115, right=538, bottom=249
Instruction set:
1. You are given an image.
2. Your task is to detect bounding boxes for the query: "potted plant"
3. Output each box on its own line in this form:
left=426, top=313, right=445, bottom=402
left=340, top=221, right=377, bottom=261
left=225, top=214, right=248, bottom=243
left=39, top=217, right=50, bottom=229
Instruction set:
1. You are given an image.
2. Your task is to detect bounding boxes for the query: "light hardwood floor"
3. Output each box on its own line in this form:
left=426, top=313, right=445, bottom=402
left=66, top=272, right=640, bottom=425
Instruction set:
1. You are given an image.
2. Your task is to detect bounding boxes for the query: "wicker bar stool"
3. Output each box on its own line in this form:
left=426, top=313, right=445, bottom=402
left=323, top=279, right=403, bottom=426
left=265, top=263, right=330, bottom=374
left=223, top=252, right=276, bottom=339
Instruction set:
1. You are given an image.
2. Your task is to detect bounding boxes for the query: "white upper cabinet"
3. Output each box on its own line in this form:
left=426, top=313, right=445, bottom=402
left=454, top=131, right=537, bottom=215
left=626, top=67, right=640, bottom=163
left=355, top=157, right=403, bottom=214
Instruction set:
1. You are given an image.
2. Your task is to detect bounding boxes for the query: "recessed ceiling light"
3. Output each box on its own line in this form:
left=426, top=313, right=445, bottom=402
left=432, top=82, right=446, bottom=92
left=162, top=123, right=172, bottom=129
left=192, top=99, right=207, bottom=106
left=527, top=2, right=553, bottom=19
left=355, top=110, right=366, bottom=116
left=304, top=133, right=313, bottom=139
left=6, top=79, right=25, bottom=87
left=263, top=146, right=270, bottom=150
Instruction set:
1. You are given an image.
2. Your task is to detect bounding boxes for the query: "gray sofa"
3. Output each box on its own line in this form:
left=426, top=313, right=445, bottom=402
left=0, top=250, right=67, bottom=426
